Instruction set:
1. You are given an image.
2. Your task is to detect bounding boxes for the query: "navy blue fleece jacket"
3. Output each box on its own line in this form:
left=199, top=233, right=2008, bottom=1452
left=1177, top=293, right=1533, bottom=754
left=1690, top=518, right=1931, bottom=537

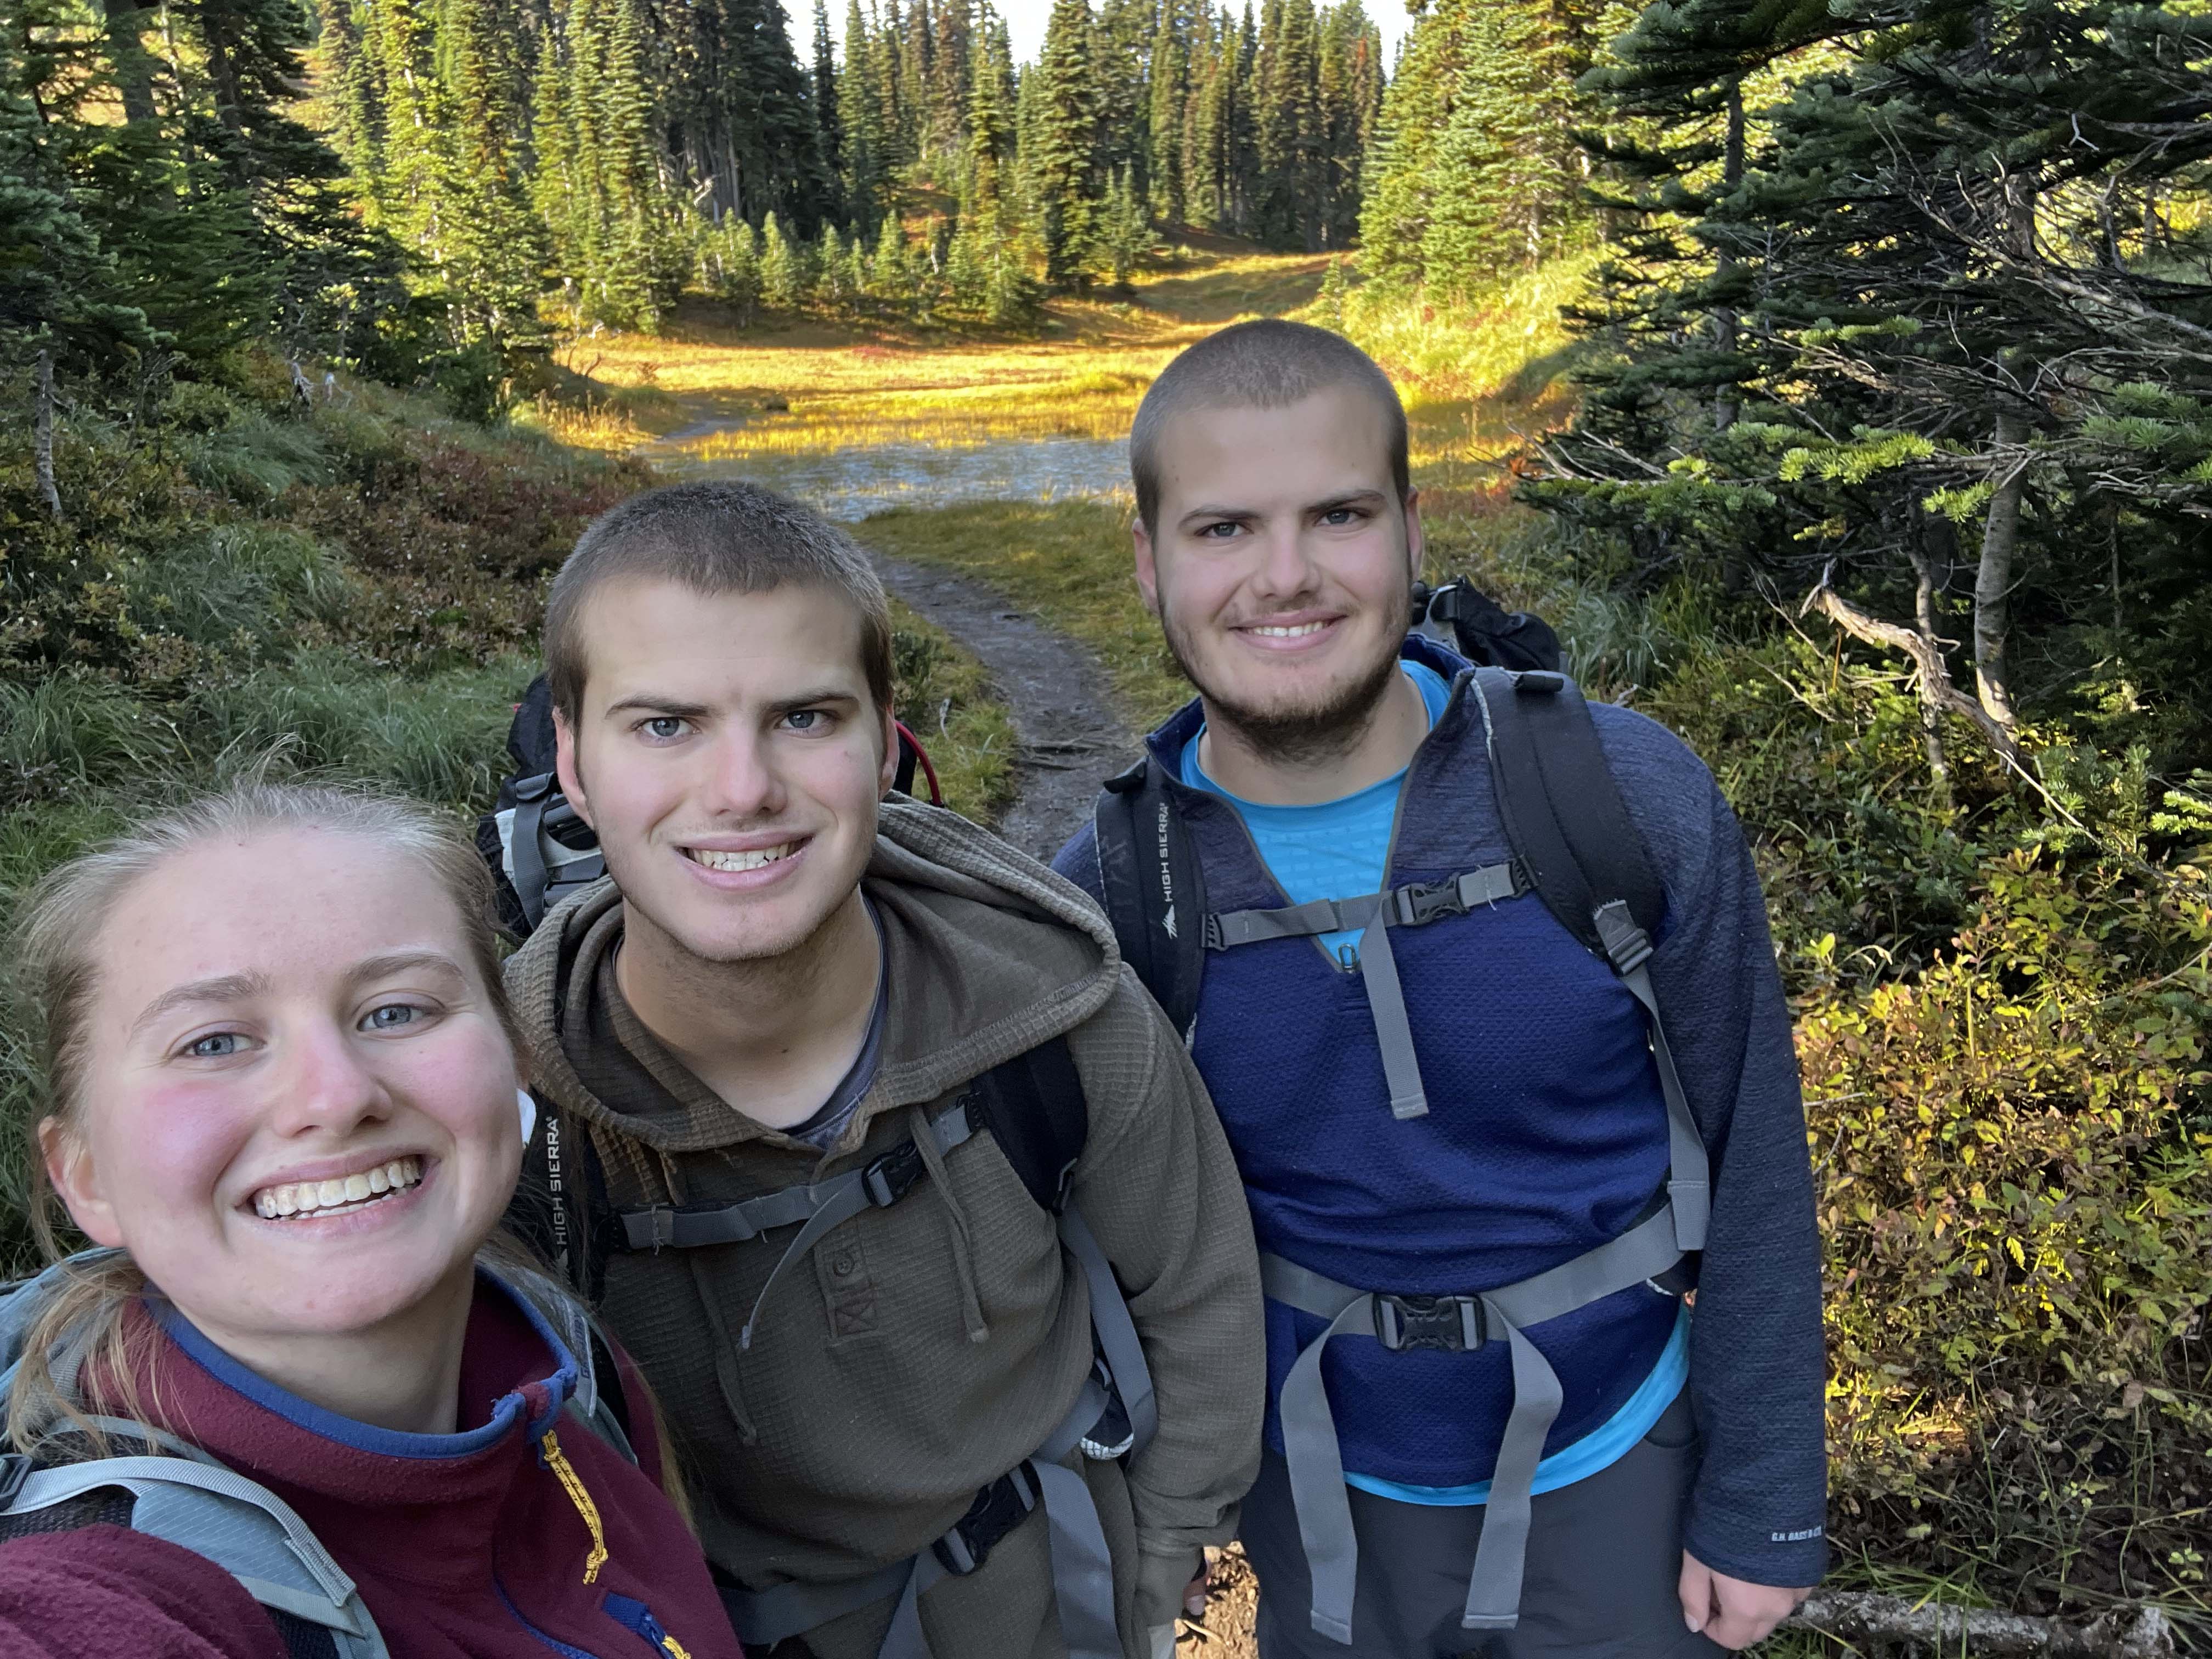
left=1052, top=636, right=1828, bottom=1589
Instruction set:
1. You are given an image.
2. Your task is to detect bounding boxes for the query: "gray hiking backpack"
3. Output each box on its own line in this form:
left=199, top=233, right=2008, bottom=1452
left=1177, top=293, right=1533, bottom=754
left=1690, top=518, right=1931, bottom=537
left=0, top=1250, right=638, bottom=1659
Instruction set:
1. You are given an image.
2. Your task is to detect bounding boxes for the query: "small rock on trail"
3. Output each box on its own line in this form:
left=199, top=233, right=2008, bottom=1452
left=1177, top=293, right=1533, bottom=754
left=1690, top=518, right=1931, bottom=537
left=870, top=555, right=1142, bottom=862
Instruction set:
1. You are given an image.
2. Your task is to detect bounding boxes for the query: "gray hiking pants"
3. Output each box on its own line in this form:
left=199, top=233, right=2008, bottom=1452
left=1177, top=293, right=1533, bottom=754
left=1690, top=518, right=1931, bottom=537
left=1240, top=1391, right=1726, bottom=1659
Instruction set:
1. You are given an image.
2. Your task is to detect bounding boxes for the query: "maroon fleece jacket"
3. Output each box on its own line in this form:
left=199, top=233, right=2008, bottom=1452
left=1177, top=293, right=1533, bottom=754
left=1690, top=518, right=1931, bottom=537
left=0, top=1277, right=742, bottom=1659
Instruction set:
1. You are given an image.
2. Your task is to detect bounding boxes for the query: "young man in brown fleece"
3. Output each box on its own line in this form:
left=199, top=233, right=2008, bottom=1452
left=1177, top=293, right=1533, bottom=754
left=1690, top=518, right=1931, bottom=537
left=504, top=479, right=1263, bottom=1659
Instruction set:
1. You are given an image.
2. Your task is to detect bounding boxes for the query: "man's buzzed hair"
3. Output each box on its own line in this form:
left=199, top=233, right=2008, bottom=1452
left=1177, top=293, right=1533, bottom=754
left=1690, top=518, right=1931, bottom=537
left=1130, top=319, right=1410, bottom=536
left=544, top=479, right=894, bottom=727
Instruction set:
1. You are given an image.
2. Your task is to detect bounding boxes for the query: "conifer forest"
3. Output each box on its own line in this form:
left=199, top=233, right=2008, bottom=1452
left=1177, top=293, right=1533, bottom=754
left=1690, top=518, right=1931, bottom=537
left=5, top=0, right=2212, bottom=1639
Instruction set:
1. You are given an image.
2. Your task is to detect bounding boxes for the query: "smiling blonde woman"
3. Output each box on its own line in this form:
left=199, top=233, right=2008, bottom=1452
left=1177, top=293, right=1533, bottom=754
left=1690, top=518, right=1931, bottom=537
left=0, top=781, right=743, bottom=1659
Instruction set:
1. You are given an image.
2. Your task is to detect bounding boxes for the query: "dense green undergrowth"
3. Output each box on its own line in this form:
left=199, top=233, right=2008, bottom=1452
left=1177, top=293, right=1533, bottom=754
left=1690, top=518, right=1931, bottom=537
left=0, top=351, right=1014, bottom=1274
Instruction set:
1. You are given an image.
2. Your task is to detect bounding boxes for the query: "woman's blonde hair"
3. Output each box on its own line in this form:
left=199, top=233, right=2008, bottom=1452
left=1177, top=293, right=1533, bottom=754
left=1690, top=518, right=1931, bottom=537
left=4, top=778, right=520, bottom=1460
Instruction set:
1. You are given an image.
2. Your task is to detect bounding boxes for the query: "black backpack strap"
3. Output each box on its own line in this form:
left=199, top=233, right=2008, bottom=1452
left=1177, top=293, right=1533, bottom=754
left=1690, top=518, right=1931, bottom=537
left=1092, top=759, right=1207, bottom=1038
left=1470, top=667, right=1708, bottom=1254
left=1469, top=668, right=1664, bottom=953
left=970, top=1036, right=1088, bottom=1214
left=508, top=1103, right=618, bottom=1306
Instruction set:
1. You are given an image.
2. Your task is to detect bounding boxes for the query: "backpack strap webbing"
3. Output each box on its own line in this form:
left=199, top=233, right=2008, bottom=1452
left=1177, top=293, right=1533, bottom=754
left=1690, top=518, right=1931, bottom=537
left=1259, top=1194, right=1686, bottom=1642
left=1468, top=669, right=1664, bottom=954
left=1093, top=759, right=1208, bottom=1039
left=1470, top=667, right=1709, bottom=1253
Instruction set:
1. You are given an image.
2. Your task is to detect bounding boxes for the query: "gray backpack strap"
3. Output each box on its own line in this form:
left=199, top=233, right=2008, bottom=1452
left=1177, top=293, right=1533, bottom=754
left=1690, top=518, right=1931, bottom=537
left=2, top=1454, right=389, bottom=1658
left=1205, top=862, right=1526, bottom=1125
left=1260, top=1203, right=1686, bottom=1642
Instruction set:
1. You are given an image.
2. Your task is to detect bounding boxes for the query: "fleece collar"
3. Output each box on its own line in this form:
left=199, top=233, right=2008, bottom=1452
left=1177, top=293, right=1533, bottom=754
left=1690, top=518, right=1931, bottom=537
left=150, top=1269, right=580, bottom=1457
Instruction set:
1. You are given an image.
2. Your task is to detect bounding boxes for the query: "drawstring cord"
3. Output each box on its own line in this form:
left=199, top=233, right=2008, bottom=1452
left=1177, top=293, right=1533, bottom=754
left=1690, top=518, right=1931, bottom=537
left=909, top=1104, right=989, bottom=1344
left=538, top=1427, right=610, bottom=1585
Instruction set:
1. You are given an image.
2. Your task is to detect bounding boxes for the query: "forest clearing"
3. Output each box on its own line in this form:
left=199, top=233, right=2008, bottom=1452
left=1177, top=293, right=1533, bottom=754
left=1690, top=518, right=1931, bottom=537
left=7, top=0, right=2212, bottom=1639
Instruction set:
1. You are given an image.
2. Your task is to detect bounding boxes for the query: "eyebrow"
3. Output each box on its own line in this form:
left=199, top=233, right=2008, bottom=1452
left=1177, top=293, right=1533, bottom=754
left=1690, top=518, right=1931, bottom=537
left=129, top=953, right=469, bottom=1040
left=601, top=695, right=714, bottom=720
left=347, top=951, right=470, bottom=988
left=1307, top=489, right=1389, bottom=515
left=129, top=972, right=272, bottom=1040
left=767, top=687, right=863, bottom=716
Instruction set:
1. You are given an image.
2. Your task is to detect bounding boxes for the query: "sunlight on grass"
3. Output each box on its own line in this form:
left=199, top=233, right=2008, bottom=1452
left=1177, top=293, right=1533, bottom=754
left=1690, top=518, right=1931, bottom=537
left=559, top=241, right=1588, bottom=495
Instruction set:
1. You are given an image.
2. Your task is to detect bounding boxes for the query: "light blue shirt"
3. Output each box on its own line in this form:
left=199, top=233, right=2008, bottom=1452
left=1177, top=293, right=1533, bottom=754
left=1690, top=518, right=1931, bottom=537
left=1181, top=659, right=1689, bottom=1503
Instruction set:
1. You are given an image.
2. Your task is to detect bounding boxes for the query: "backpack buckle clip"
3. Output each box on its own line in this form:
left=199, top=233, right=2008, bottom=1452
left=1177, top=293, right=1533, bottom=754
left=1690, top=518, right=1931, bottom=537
left=933, top=1465, right=1039, bottom=1576
left=1373, top=1293, right=1485, bottom=1353
left=1592, top=901, right=1654, bottom=974
left=864, top=1139, right=927, bottom=1209
left=1392, top=879, right=1470, bottom=928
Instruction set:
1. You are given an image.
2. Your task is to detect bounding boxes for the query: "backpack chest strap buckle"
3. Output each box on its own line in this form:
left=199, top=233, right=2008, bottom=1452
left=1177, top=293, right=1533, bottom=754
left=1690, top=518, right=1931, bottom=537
left=862, top=1138, right=928, bottom=1208
left=1373, top=1293, right=1486, bottom=1353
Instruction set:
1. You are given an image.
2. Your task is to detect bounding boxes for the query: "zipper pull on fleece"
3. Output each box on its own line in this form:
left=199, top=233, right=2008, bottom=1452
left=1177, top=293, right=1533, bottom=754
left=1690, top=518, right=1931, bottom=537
left=538, top=1427, right=610, bottom=1585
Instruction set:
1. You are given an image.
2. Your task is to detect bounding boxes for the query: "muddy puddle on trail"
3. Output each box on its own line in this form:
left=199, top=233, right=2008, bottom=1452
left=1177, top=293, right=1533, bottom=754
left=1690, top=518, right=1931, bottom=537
left=641, top=429, right=1131, bottom=521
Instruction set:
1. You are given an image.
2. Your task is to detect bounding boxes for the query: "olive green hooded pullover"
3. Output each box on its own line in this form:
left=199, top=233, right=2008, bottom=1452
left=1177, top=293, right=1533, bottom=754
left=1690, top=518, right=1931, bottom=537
left=506, top=798, right=1263, bottom=1658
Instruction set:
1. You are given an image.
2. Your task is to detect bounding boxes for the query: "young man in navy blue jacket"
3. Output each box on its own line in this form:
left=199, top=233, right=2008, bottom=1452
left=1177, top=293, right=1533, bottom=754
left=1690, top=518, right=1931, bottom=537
left=1053, top=320, right=1826, bottom=1658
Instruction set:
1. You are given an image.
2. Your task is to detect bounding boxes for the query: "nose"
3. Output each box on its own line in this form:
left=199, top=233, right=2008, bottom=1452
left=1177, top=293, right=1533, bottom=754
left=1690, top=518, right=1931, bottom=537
left=268, top=1019, right=393, bottom=1140
left=1248, top=517, right=1319, bottom=604
left=703, top=725, right=787, bottom=822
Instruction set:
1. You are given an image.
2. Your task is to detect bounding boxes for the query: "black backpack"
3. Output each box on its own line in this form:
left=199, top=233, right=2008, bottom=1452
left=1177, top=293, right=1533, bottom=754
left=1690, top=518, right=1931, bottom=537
left=1413, top=577, right=1562, bottom=675
left=476, top=675, right=946, bottom=939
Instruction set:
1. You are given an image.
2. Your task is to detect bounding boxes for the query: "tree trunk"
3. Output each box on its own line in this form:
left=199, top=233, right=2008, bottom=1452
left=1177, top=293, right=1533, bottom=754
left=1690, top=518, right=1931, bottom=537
left=1712, top=82, right=1746, bottom=435
left=1906, top=535, right=1951, bottom=800
left=1974, top=407, right=2027, bottom=731
left=99, top=0, right=159, bottom=124
left=35, top=348, right=63, bottom=522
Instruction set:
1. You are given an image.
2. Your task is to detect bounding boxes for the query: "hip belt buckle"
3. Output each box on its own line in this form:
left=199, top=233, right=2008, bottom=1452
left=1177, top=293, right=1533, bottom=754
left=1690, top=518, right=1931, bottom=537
left=932, top=1465, right=1040, bottom=1576
left=1373, top=1293, right=1485, bottom=1353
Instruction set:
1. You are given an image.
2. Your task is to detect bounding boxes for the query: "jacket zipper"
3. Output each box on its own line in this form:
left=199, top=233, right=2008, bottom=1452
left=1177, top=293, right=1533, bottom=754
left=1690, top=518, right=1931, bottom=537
left=601, top=1592, right=696, bottom=1658
left=494, top=1574, right=606, bottom=1659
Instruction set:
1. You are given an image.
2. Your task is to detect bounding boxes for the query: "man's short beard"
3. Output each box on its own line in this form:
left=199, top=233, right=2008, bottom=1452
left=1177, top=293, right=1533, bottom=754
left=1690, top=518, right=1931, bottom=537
left=1162, top=612, right=1404, bottom=769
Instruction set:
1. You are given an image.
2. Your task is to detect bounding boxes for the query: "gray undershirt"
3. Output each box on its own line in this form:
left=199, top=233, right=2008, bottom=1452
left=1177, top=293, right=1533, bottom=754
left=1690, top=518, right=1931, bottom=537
left=783, top=899, right=889, bottom=1150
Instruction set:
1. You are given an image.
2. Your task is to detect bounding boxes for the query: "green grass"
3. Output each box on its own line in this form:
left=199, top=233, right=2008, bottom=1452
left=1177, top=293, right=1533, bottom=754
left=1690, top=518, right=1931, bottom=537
left=888, top=598, right=1019, bottom=821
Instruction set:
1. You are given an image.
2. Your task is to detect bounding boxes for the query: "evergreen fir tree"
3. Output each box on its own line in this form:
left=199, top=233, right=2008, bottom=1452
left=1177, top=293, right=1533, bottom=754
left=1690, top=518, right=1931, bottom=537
left=839, top=0, right=888, bottom=228
left=759, top=208, right=803, bottom=306
left=1025, top=0, right=1102, bottom=285
left=813, top=0, right=844, bottom=182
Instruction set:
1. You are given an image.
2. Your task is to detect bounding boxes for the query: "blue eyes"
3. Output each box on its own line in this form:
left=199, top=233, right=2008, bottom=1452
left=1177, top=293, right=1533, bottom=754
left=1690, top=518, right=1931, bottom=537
left=189, top=1033, right=243, bottom=1059
left=645, top=717, right=687, bottom=741
left=364, top=1004, right=421, bottom=1030
left=786, top=709, right=822, bottom=731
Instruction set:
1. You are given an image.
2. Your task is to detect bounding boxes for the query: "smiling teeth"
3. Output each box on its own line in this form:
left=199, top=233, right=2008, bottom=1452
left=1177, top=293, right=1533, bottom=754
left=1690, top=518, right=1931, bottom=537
left=1251, top=622, right=1328, bottom=637
left=254, top=1157, right=421, bottom=1220
left=689, top=843, right=797, bottom=872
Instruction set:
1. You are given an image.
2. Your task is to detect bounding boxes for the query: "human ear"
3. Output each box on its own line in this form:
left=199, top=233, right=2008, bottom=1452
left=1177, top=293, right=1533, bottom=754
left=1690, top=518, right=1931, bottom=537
left=1133, top=519, right=1163, bottom=620
left=1402, top=488, right=1425, bottom=582
left=552, top=709, right=594, bottom=829
left=41, top=1117, right=123, bottom=1249
left=879, top=704, right=900, bottom=799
